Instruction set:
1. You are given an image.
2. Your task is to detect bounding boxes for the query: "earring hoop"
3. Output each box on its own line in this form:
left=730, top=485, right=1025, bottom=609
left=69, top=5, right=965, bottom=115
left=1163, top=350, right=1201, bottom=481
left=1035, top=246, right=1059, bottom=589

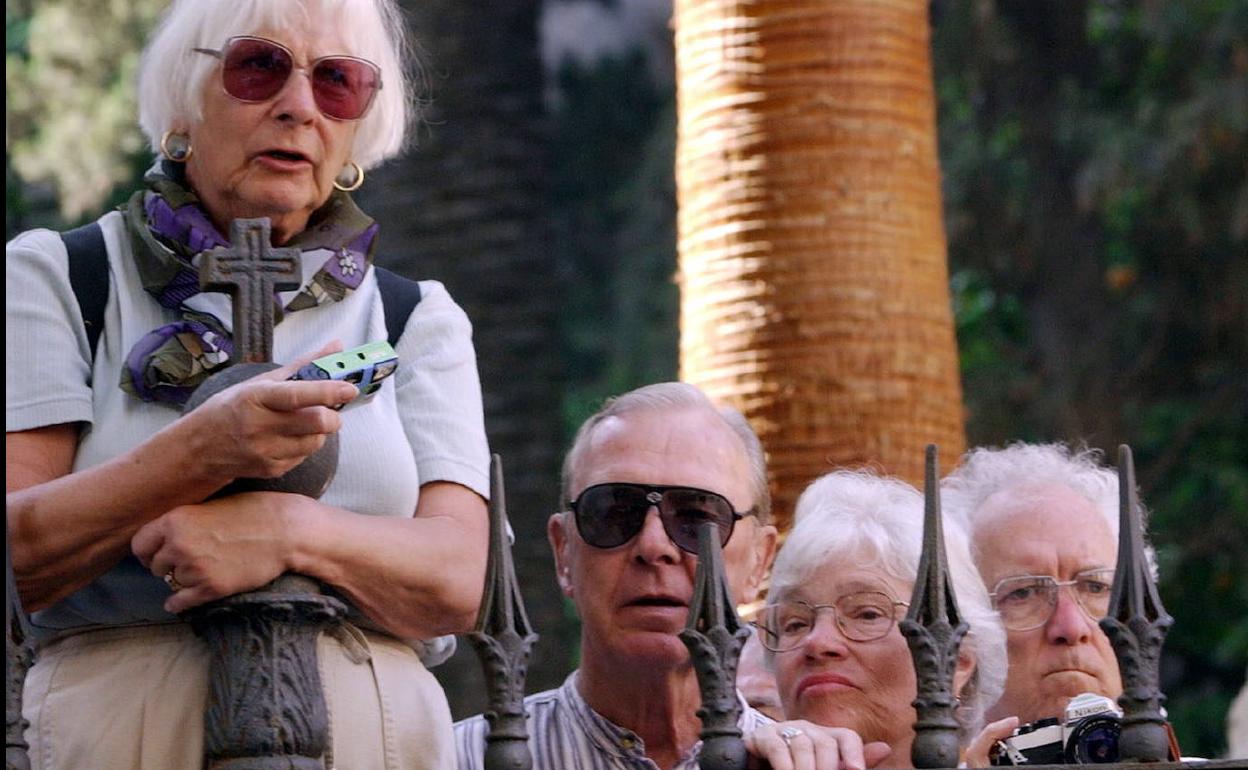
left=333, top=161, right=365, bottom=192
left=160, top=130, right=193, bottom=162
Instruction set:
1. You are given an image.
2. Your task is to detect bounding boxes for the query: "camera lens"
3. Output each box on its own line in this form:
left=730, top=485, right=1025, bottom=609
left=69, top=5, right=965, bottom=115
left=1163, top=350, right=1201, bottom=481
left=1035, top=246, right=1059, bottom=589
left=1065, top=715, right=1121, bottom=763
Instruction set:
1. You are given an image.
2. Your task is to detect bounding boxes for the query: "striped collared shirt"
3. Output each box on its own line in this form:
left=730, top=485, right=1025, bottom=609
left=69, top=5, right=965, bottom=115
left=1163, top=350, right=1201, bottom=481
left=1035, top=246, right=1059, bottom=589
left=453, top=670, right=773, bottom=770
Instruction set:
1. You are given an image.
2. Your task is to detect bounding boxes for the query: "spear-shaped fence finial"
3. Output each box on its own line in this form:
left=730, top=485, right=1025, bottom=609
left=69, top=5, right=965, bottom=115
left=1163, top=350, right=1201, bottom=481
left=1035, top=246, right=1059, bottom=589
left=467, top=454, right=537, bottom=770
left=1099, top=445, right=1173, bottom=762
left=901, top=444, right=967, bottom=769
left=680, top=521, right=750, bottom=770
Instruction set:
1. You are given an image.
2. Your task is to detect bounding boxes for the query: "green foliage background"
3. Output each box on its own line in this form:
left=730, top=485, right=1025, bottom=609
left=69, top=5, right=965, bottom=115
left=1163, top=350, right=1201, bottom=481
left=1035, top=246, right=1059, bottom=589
left=933, top=1, right=1247, bottom=755
left=6, top=0, right=1245, bottom=757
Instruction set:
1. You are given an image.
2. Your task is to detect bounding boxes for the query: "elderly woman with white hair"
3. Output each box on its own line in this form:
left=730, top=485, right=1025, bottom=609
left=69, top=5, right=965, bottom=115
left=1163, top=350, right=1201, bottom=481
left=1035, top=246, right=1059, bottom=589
left=6, top=1, right=488, bottom=768
left=757, top=470, right=1009, bottom=768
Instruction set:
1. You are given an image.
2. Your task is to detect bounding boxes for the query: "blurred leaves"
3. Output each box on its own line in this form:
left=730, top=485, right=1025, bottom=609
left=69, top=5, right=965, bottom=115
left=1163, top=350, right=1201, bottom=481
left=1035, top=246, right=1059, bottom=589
left=935, top=0, right=1248, bottom=756
left=550, top=51, right=679, bottom=433
left=5, top=0, right=163, bottom=225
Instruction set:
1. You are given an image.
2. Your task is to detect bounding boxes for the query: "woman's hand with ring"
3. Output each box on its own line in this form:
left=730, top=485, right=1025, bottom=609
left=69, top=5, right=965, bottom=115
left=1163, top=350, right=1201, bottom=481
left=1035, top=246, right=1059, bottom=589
left=133, top=491, right=307, bottom=613
left=745, top=719, right=891, bottom=770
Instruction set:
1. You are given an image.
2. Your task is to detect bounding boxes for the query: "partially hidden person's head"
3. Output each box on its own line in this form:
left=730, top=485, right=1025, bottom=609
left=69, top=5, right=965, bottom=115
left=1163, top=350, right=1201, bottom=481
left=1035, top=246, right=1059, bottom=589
left=738, top=625, right=784, bottom=721
left=762, top=470, right=1006, bottom=765
left=549, top=382, right=778, bottom=674
left=136, top=0, right=416, bottom=241
left=941, top=443, right=1150, bottom=726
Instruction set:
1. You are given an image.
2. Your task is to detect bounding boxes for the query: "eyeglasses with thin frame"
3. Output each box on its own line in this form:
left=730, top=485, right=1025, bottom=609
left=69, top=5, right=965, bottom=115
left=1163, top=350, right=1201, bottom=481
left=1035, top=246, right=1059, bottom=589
left=989, top=568, right=1115, bottom=631
left=568, top=482, right=755, bottom=555
left=756, top=592, right=910, bottom=652
left=193, top=36, right=382, bottom=121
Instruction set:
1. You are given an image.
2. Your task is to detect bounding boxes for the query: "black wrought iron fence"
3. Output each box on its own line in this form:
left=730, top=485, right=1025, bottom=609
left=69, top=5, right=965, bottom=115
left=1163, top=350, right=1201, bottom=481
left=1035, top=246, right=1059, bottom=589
left=6, top=444, right=1244, bottom=770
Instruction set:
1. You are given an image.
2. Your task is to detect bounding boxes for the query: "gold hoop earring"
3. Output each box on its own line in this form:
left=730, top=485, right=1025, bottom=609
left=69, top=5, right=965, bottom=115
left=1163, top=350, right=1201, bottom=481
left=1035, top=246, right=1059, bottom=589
left=160, top=130, right=193, bottom=162
left=333, top=161, right=365, bottom=192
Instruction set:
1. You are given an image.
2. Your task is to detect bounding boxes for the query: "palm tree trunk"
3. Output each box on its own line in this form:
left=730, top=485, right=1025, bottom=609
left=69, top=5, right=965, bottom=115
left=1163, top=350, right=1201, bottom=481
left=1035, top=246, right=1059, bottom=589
left=674, top=0, right=965, bottom=528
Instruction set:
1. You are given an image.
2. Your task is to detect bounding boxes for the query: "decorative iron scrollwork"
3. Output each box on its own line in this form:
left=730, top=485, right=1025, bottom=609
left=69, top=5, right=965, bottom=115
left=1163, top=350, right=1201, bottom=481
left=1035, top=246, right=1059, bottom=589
left=189, top=575, right=346, bottom=770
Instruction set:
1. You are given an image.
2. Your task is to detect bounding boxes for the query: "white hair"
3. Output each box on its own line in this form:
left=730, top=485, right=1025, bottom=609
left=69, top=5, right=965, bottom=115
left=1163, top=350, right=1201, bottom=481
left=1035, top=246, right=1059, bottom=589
left=560, top=382, right=772, bottom=525
left=940, top=442, right=1157, bottom=577
left=767, top=470, right=1008, bottom=747
left=137, top=0, right=417, bottom=170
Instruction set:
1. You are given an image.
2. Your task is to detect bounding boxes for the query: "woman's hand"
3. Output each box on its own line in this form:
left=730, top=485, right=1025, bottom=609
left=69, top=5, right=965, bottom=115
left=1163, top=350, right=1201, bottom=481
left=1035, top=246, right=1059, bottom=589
left=131, top=491, right=304, bottom=613
left=745, top=720, right=891, bottom=770
left=131, top=481, right=488, bottom=638
left=963, top=716, right=1019, bottom=768
left=183, top=344, right=357, bottom=484
left=5, top=344, right=355, bottom=612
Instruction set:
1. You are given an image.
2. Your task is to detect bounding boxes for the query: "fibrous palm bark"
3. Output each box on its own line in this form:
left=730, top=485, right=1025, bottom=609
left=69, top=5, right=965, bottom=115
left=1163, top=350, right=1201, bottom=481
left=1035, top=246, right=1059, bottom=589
left=674, top=0, right=966, bottom=529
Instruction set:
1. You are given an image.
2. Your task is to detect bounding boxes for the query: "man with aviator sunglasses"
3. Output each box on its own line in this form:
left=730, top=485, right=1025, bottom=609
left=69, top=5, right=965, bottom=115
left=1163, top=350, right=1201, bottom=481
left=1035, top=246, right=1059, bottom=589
left=455, top=383, right=889, bottom=770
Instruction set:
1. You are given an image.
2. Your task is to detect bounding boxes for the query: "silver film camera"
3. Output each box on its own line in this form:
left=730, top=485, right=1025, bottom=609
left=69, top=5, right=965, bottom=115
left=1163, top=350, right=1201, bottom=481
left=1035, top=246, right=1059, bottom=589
left=990, top=692, right=1122, bottom=765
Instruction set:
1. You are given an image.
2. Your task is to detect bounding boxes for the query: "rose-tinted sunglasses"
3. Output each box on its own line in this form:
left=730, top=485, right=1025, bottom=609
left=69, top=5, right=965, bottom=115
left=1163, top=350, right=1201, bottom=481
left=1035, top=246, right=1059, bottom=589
left=568, top=482, right=754, bottom=555
left=194, top=36, right=382, bottom=121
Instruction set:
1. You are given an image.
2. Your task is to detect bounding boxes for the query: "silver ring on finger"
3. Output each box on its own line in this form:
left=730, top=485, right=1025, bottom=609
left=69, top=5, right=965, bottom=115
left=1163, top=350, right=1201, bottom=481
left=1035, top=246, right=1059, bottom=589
left=780, top=726, right=804, bottom=747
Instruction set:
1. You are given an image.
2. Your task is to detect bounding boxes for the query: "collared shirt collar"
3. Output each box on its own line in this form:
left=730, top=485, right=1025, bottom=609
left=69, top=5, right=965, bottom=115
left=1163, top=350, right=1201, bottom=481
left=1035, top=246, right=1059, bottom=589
left=558, top=670, right=770, bottom=769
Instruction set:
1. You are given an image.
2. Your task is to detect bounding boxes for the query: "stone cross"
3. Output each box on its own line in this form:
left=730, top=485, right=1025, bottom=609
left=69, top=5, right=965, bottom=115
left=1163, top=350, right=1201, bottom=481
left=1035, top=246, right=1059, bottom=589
left=200, top=218, right=302, bottom=364
left=190, top=217, right=344, bottom=770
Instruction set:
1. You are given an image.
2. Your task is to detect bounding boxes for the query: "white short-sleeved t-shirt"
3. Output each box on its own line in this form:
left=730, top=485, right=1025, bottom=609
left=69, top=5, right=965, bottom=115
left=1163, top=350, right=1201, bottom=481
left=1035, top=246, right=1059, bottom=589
left=6, top=211, right=490, bottom=641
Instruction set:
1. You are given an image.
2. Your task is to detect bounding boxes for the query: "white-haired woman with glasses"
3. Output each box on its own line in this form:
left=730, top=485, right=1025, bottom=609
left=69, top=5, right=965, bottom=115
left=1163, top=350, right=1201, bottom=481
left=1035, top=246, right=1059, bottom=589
left=758, top=470, right=1009, bottom=767
left=6, top=2, right=488, bottom=768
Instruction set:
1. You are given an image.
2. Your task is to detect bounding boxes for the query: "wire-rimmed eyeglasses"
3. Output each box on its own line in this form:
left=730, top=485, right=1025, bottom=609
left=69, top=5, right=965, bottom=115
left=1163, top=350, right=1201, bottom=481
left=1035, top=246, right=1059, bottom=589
left=193, top=36, right=382, bottom=121
left=989, top=568, right=1115, bottom=631
left=755, top=592, right=910, bottom=652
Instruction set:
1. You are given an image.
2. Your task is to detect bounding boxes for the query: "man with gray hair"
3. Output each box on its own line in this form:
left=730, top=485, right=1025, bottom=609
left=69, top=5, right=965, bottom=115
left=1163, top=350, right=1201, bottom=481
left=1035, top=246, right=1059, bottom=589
left=454, top=382, right=889, bottom=770
left=941, top=443, right=1128, bottom=729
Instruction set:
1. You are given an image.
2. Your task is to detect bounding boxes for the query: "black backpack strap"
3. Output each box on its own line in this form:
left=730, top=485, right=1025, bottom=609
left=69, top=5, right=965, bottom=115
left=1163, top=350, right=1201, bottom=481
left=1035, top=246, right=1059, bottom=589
left=374, top=266, right=422, bottom=347
left=60, top=222, right=110, bottom=361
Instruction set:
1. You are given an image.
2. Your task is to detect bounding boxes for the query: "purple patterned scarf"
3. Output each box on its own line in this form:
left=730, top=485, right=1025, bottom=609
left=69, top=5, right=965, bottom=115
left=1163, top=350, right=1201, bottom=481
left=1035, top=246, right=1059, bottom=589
left=120, top=161, right=379, bottom=405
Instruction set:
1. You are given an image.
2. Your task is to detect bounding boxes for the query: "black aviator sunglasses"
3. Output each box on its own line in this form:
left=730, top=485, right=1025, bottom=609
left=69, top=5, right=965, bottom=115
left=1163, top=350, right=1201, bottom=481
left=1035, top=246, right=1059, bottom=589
left=569, top=482, right=755, bottom=555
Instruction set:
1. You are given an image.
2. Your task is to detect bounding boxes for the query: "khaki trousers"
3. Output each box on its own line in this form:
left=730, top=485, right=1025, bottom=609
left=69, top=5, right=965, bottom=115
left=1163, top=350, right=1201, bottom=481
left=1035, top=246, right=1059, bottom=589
left=22, top=623, right=454, bottom=770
